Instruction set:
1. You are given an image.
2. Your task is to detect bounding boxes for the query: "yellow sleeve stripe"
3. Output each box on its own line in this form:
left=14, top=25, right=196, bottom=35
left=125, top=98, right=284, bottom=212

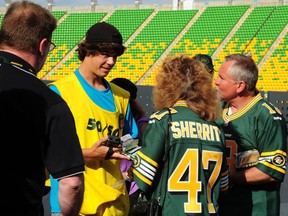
left=138, top=151, right=159, bottom=168
left=261, top=161, right=286, bottom=174
left=261, top=150, right=287, bottom=157
left=133, top=169, right=152, bottom=185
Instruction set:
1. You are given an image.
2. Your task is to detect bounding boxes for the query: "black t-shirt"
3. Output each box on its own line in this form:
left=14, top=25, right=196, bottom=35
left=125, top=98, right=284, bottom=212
left=0, top=51, right=85, bottom=216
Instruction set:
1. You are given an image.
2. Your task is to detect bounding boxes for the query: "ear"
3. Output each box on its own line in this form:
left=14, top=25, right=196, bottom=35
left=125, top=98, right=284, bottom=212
left=236, top=81, right=246, bottom=93
left=38, top=38, right=49, bottom=56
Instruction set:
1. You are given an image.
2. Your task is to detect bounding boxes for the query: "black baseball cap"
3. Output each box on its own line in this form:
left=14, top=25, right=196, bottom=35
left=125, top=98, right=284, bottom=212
left=194, top=54, right=215, bottom=74
left=85, top=22, right=123, bottom=44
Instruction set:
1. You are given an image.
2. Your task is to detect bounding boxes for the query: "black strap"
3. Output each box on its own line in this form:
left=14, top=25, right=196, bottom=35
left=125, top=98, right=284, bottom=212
left=104, top=146, right=114, bottom=160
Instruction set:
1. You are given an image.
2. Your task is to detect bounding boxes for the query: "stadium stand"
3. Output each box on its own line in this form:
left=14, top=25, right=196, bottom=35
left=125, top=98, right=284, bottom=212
left=0, top=2, right=286, bottom=103
left=28, top=3, right=286, bottom=93
left=107, top=9, right=198, bottom=82
left=15, top=3, right=284, bottom=93
left=143, top=5, right=249, bottom=85
left=0, top=2, right=286, bottom=95
left=106, top=9, right=155, bottom=42
left=257, top=7, right=288, bottom=91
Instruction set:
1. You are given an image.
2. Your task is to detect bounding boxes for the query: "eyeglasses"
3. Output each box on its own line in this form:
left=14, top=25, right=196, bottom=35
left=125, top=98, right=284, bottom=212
left=47, top=39, right=56, bottom=52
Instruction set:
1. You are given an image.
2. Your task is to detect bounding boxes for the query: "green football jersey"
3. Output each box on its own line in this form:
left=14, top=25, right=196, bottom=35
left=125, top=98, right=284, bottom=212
left=133, top=101, right=229, bottom=216
left=217, top=93, right=287, bottom=216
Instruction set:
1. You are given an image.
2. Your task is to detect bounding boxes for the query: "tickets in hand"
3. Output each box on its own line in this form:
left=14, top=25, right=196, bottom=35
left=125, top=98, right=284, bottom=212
left=121, top=134, right=139, bottom=152
left=120, top=134, right=141, bottom=159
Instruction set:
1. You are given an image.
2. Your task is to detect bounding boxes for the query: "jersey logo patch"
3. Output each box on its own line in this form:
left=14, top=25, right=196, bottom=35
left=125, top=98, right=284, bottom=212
left=132, top=154, right=141, bottom=167
left=272, top=154, right=286, bottom=167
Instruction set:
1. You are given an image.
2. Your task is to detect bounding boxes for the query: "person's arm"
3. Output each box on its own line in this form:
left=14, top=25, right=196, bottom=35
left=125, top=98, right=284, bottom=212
left=230, top=166, right=278, bottom=185
left=58, top=173, right=84, bottom=216
left=231, top=103, right=287, bottom=185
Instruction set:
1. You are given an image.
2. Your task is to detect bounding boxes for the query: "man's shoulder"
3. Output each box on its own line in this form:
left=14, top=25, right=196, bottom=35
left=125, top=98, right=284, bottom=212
left=253, top=98, right=285, bottom=119
left=109, top=82, right=130, bottom=99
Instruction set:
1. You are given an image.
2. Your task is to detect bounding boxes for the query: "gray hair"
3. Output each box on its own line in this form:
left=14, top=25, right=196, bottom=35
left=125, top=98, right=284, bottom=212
left=225, top=53, right=258, bottom=91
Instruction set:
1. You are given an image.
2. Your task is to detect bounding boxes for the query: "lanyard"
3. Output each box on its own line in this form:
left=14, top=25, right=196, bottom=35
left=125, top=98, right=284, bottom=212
left=0, top=55, right=35, bottom=76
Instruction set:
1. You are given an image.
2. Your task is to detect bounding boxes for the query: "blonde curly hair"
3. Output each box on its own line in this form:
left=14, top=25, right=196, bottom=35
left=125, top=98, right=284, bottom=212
left=153, top=54, right=222, bottom=121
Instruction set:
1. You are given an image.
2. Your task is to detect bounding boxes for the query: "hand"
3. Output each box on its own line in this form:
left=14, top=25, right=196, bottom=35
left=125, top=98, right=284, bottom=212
left=82, top=136, right=130, bottom=161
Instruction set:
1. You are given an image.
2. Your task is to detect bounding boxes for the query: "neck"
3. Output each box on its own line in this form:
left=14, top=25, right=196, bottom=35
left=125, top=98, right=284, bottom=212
left=228, top=92, right=256, bottom=113
left=78, top=66, right=106, bottom=90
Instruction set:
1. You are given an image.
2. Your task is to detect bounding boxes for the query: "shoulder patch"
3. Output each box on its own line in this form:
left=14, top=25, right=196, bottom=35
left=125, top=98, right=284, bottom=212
left=262, top=102, right=282, bottom=115
left=150, top=108, right=177, bottom=121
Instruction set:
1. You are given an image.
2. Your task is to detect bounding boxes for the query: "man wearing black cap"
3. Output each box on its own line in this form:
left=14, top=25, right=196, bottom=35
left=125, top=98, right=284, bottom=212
left=193, top=54, right=215, bottom=76
left=49, top=22, right=139, bottom=216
